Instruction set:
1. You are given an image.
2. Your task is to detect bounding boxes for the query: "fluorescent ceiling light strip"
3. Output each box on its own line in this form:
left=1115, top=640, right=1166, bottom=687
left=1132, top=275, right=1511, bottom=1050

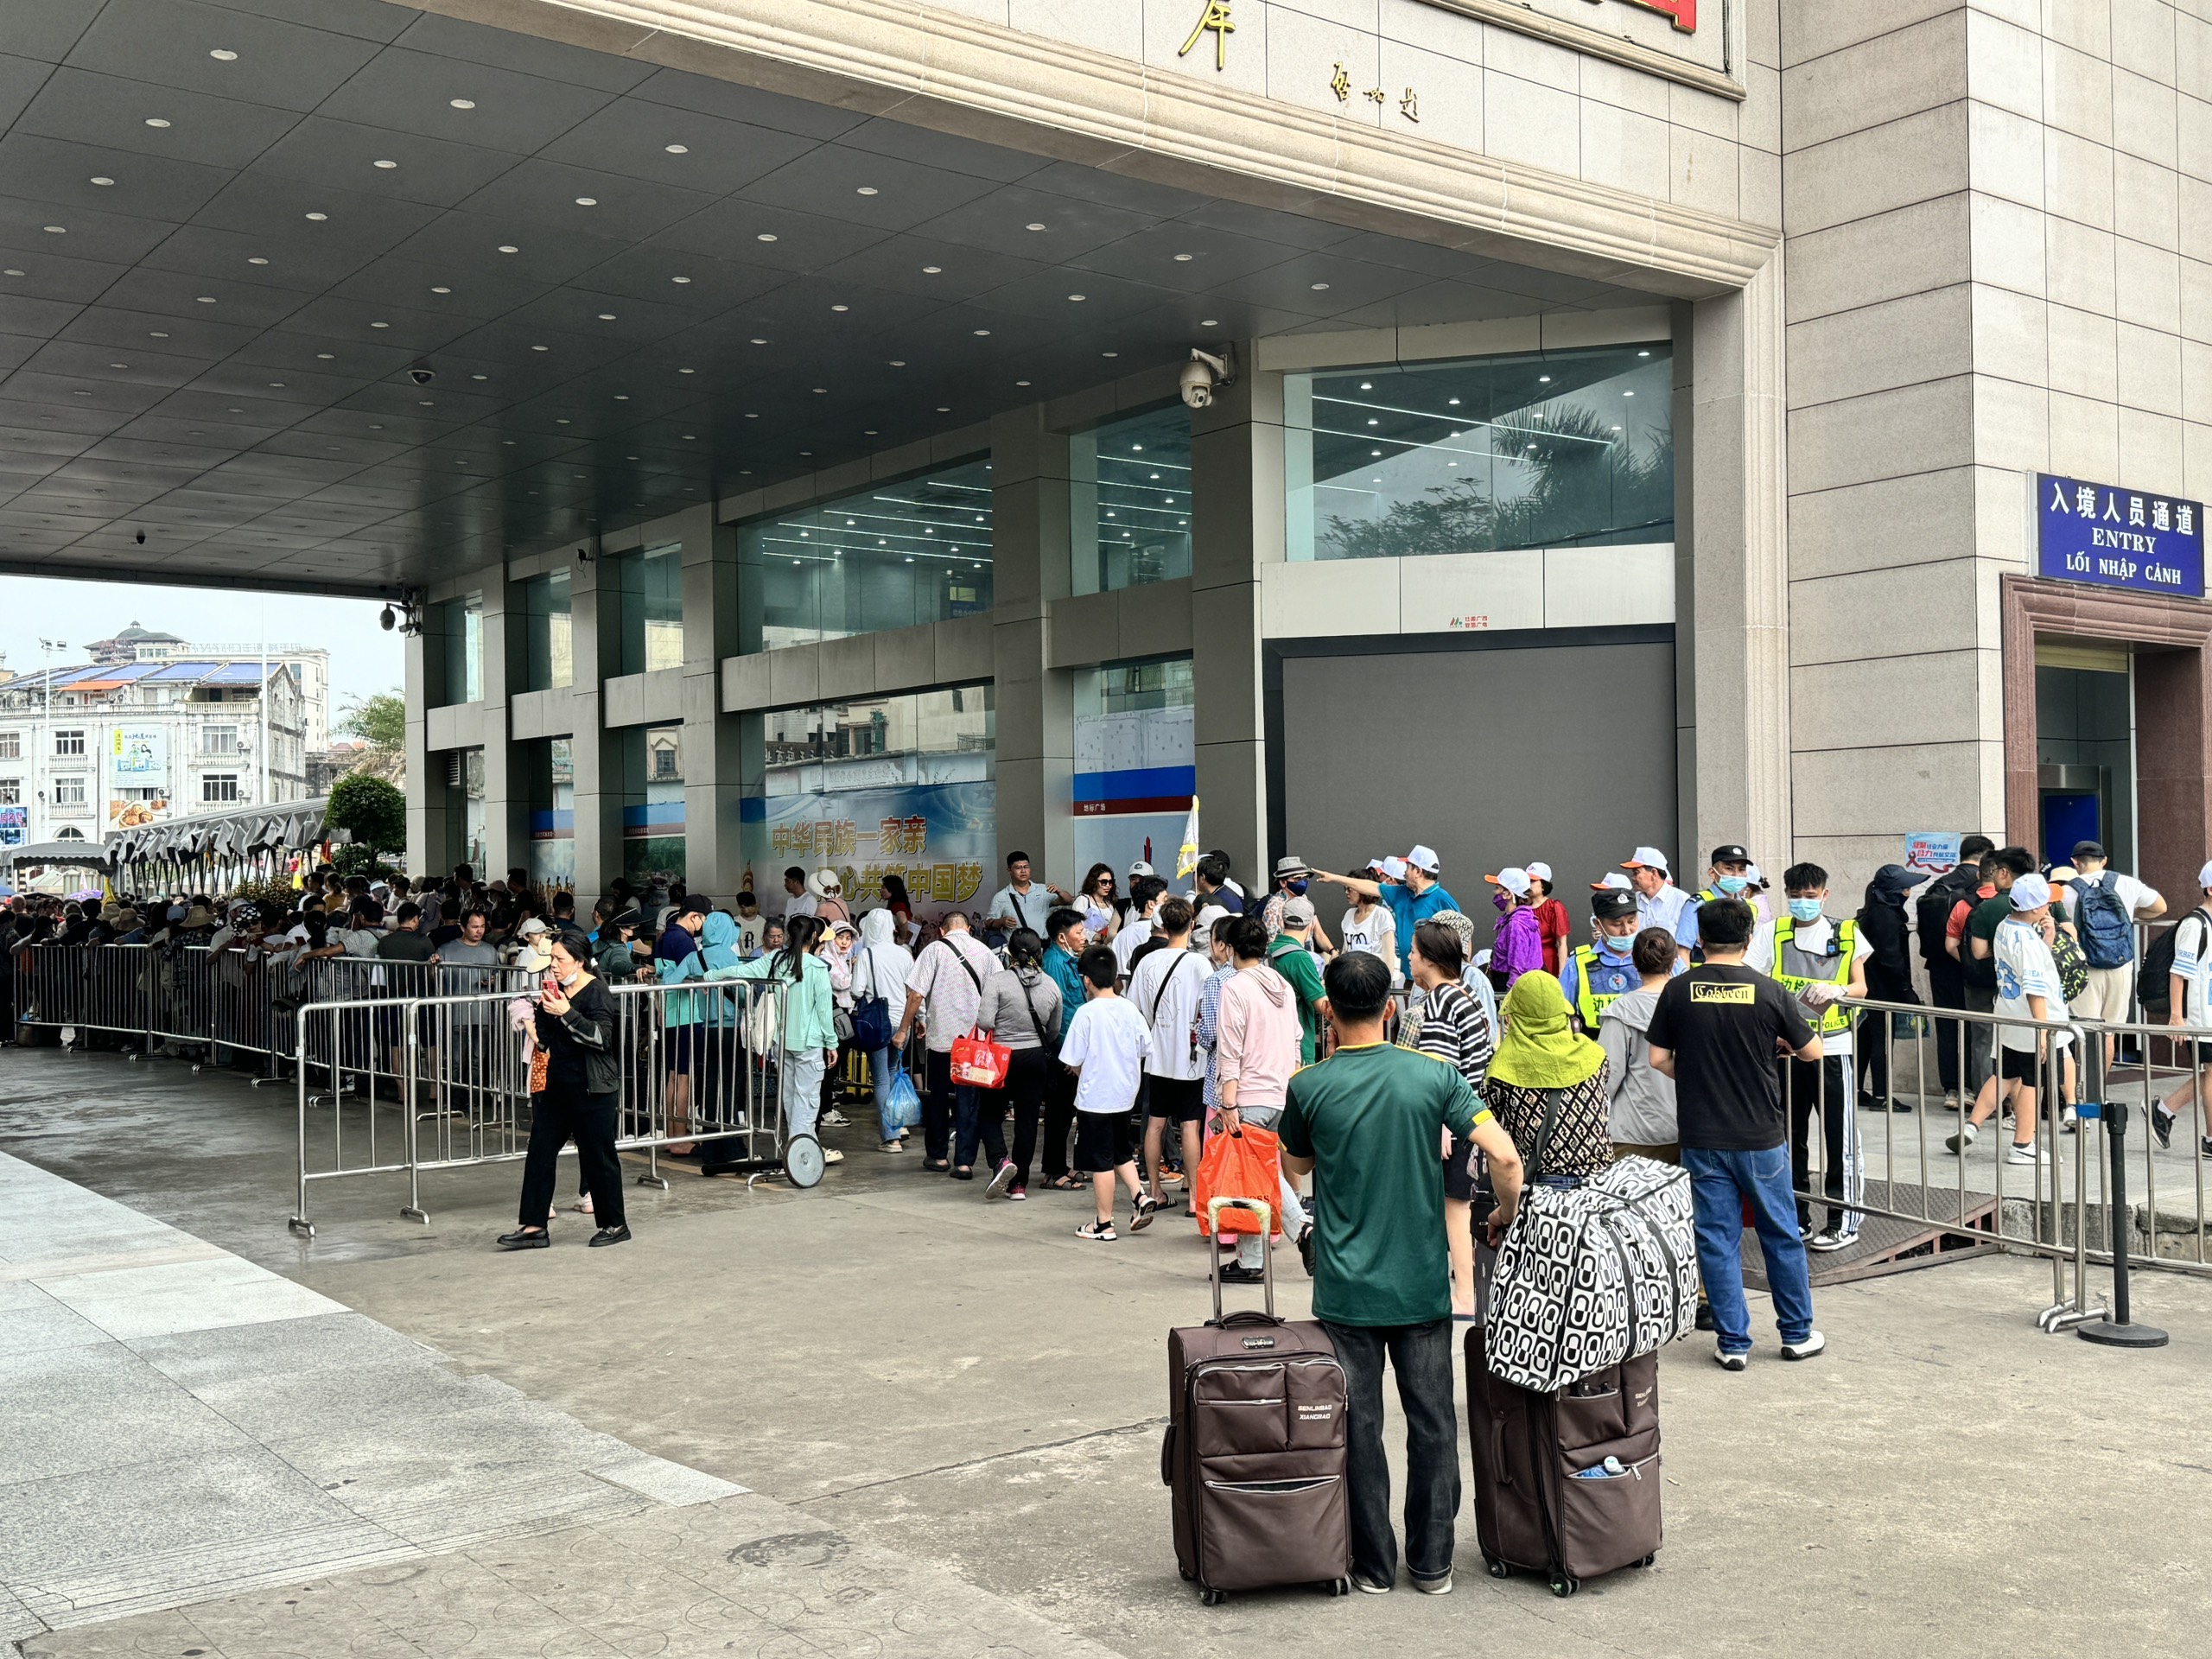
left=1313, top=396, right=1616, bottom=448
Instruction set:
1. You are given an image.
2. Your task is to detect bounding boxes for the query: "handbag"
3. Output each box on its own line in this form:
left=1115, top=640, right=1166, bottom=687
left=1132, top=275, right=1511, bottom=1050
left=950, top=1026, right=1013, bottom=1089
left=851, top=952, right=893, bottom=1051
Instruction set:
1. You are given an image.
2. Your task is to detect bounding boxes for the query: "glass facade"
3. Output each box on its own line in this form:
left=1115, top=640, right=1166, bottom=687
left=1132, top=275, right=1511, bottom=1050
left=439, top=593, right=483, bottom=705
left=621, top=722, right=684, bottom=885
left=525, top=736, right=575, bottom=893
left=1285, top=342, right=1674, bottom=561
left=618, top=544, right=683, bottom=676
left=1073, top=655, right=1194, bottom=881
left=1071, top=405, right=1191, bottom=594
left=741, top=684, right=994, bottom=925
left=460, top=746, right=486, bottom=873
left=740, top=459, right=993, bottom=651
left=518, top=571, right=573, bottom=691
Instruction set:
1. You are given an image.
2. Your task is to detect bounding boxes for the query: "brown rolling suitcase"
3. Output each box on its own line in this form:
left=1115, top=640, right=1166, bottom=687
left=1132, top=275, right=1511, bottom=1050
left=1465, top=1325, right=1662, bottom=1597
left=1163, top=1198, right=1352, bottom=1605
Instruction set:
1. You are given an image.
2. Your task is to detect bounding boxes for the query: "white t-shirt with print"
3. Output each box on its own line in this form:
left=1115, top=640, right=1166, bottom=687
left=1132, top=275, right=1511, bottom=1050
left=1128, top=945, right=1208, bottom=1081
left=1060, top=995, right=1153, bottom=1114
left=1993, top=917, right=2074, bottom=1053
left=1340, top=904, right=1398, bottom=981
left=1749, top=914, right=1873, bottom=1058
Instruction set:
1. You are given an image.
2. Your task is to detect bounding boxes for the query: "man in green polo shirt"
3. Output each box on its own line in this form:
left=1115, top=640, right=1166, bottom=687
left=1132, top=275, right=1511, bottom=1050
left=1279, top=951, right=1525, bottom=1598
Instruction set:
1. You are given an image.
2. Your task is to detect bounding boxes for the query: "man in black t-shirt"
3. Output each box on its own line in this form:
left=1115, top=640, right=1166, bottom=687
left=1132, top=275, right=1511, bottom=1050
left=1646, top=896, right=1827, bottom=1372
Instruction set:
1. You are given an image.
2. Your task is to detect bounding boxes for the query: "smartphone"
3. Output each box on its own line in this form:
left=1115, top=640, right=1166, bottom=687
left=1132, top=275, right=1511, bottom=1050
left=541, top=976, right=562, bottom=1001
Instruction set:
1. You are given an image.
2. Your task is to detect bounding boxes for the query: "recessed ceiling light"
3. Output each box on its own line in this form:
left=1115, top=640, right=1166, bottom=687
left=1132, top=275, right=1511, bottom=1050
left=1201, top=319, right=1218, bottom=327
left=830, top=303, right=849, bottom=313
left=498, top=244, right=518, bottom=253
left=575, top=196, right=596, bottom=207
left=1638, top=350, right=1651, bottom=357
left=745, top=412, right=758, bottom=419
left=664, top=143, right=688, bottom=154
left=1448, top=396, right=1462, bottom=404
left=430, top=284, right=449, bottom=293
left=1359, top=382, right=1373, bottom=391
left=90, top=175, right=113, bottom=187
left=448, top=98, right=475, bottom=109
left=268, top=381, right=284, bottom=388
left=922, top=265, right=941, bottom=274
left=556, top=417, right=569, bottom=423
left=145, top=118, right=171, bottom=129
left=626, top=454, right=639, bottom=459
left=370, top=320, right=388, bottom=327
left=864, top=428, right=878, bottom=435
left=1067, top=294, right=1086, bottom=302
left=195, top=295, right=216, bottom=303
left=373, top=158, right=397, bottom=168
left=1102, top=351, right=1118, bottom=358
left=1025, top=222, right=1046, bottom=231
left=244, top=256, right=270, bottom=266
left=1538, top=375, right=1551, bottom=383
left=671, top=276, right=691, bottom=284
left=614, top=394, right=629, bottom=400
left=317, top=353, right=334, bottom=359
left=678, top=366, right=694, bottom=373
left=683, top=434, right=696, bottom=440
left=1310, top=282, right=1330, bottom=291
left=149, top=330, right=168, bottom=337
left=306, top=212, right=327, bottom=221
left=1015, top=379, right=1031, bottom=386
left=812, top=386, right=828, bottom=394
left=42, top=226, right=64, bottom=234
left=597, top=312, right=616, bottom=320
left=209, top=48, right=237, bottom=60
left=1623, top=390, right=1636, bottom=397
left=421, top=399, right=435, bottom=407
left=973, top=328, right=991, bottom=337
left=1173, top=252, right=1193, bottom=262
left=856, top=186, right=878, bottom=196
left=756, top=232, right=778, bottom=242
left=1, top=270, right=18, bottom=276
left=471, top=372, right=486, bottom=379
left=750, top=337, right=768, bottom=345
left=937, top=405, right=950, bottom=411
left=532, top=344, right=548, bottom=351
left=503, top=439, right=516, bottom=445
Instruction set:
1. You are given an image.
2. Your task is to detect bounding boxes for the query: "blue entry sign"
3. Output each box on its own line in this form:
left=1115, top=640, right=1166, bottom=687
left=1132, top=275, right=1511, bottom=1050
left=2037, top=473, right=2203, bottom=598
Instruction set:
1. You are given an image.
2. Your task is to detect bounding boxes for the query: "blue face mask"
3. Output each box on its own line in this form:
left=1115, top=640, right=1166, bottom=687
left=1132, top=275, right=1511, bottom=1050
left=1597, top=929, right=1635, bottom=957
left=1286, top=878, right=1309, bottom=896
left=1787, top=897, right=1824, bottom=923
left=1714, top=874, right=1749, bottom=895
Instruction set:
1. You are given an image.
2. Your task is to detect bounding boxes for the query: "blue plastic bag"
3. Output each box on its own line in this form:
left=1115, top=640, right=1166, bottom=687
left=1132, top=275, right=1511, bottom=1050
left=882, top=1063, right=923, bottom=1134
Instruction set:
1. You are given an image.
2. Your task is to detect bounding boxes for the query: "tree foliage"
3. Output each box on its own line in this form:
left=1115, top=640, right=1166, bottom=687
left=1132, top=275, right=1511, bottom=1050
left=326, top=772, right=406, bottom=861
left=1318, top=404, right=1674, bottom=562
left=337, top=690, right=405, bottom=753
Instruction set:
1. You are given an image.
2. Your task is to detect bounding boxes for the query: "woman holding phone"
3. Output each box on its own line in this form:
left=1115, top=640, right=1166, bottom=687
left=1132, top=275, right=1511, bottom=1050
left=499, top=929, right=631, bottom=1249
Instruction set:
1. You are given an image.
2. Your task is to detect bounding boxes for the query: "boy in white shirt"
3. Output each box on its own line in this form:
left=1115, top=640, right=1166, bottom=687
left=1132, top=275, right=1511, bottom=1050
left=1948, top=872, right=2069, bottom=1166
left=1059, top=944, right=1154, bottom=1240
left=1130, top=898, right=1210, bottom=1216
left=1111, top=874, right=1166, bottom=980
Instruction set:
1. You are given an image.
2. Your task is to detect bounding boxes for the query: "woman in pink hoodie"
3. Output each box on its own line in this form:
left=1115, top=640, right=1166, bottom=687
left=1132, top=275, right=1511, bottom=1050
left=1211, top=913, right=1313, bottom=1281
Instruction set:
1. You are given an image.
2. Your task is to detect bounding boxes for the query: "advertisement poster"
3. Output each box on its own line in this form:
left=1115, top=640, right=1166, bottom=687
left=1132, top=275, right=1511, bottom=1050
left=0, top=804, right=23, bottom=848
left=1904, top=831, right=1961, bottom=875
left=106, top=726, right=169, bottom=829
left=741, top=782, right=995, bottom=925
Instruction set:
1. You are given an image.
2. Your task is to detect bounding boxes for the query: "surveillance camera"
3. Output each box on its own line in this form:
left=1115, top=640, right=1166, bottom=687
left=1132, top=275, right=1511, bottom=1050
left=407, top=366, right=435, bottom=386
left=1179, top=359, right=1214, bottom=410
left=379, top=605, right=396, bottom=632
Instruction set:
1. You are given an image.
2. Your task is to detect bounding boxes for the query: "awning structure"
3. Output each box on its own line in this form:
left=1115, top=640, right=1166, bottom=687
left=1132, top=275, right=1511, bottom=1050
left=7, top=799, right=339, bottom=876
left=3, top=840, right=115, bottom=874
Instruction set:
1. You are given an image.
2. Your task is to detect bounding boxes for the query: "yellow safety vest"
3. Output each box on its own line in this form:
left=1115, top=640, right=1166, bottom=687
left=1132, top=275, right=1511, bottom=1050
left=1568, top=944, right=1636, bottom=1029
left=1770, top=918, right=1857, bottom=1034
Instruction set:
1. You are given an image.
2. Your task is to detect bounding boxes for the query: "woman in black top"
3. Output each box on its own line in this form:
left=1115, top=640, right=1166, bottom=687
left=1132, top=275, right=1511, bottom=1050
left=499, top=929, right=630, bottom=1249
left=1854, top=864, right=1921, bottom=1113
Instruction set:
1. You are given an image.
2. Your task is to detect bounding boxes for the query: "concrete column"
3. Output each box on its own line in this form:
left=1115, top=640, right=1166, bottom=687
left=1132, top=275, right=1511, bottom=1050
left=403, top=617, right=444, bottom=878
left=1189, top=362, right=1283, bottom=885
left=568, top=550, right=621, bottom=912
left=1687, top=256, right=1791, bottom=869
left=478, top=574, right=522, bottom=880
left=677, top=506, right=746, bottom=898
left=991, top=406, right=1076, bottom=889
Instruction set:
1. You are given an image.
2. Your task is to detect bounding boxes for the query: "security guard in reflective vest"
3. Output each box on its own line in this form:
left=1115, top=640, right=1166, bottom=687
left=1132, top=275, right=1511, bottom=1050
left=1751, top=861, right=1870, bottom=1253
left=1675, top=842, right=1760, bottom=961
left=1560, top=888, right=1643, bottom=1033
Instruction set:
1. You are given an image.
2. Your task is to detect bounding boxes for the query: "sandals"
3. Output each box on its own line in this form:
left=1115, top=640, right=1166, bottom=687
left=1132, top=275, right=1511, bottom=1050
left=924, top=1158, right=951, bottom=1173
left=1075, top=1219, right=1118, bottom=1241
left=1045, top=1174, right=1084, bottom=1192
left=1130, top=1195, right=1159, bottom=1232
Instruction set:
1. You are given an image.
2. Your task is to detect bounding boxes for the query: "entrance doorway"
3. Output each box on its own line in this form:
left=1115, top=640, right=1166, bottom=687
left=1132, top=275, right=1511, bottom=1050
left=2034, top=637, right=2135, bottom=868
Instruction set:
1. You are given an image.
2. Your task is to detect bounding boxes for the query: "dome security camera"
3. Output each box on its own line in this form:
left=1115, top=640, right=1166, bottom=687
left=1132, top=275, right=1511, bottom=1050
left=1179, top=346, right=1234, bottom=410
left=407, top=366, right=435, bottom=385
left=379, top=604, right=397, bottom=632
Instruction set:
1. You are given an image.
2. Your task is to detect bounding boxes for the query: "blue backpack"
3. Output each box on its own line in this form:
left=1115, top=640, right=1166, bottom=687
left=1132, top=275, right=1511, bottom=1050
left=2070, top=871, right=2134, bottom=969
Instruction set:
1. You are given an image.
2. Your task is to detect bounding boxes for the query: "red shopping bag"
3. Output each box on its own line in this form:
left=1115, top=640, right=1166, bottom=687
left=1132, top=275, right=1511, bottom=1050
left=1193, top=1122, right=1282, bottom=1237
left=948, top=1027, right=1011, bottom=1089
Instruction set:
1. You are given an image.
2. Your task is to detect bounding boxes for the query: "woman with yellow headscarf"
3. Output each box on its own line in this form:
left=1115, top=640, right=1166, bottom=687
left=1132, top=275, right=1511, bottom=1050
left=1482, top=970, right=1614, bottom=1178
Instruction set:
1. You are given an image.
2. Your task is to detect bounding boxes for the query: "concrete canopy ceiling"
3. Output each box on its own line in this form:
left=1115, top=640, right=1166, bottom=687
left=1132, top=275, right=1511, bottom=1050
left=0, top=0, right=1663, bottom=597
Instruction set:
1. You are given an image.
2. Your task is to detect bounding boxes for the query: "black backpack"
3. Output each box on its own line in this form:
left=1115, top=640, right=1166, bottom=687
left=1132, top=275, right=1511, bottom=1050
left=1916, top=868, right=1977, bottom=969
left=2138, top=909, right=2208, bottom=1021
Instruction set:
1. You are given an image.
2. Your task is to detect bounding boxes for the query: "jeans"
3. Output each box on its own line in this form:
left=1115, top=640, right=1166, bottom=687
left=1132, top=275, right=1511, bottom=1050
left=952, top=1081, right=1007, bottom=1171
left=518, top=1086, right=625, bottom=1230
left=1780, top=1053, right=1861, bottom=1238
left=867, top=1046, right=899, bottom=1141
left=1320, top=1318, right=1459, bottom=1588
left=782, top=1047, right=826, bottom=1142
left=1682, top=1144, right=1814, bottom=1355
left=1230, top=1104, right=1311, bottom=1269
left=923, top=1047, right=956, bottom=1162
left=1927, top=961, right=1966, bottom=1093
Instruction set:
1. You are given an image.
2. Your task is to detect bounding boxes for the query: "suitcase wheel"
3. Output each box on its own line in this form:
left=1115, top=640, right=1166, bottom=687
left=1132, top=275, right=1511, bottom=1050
left=1201, top=1588, right=1226, bottom=1607
left=1640, top=1554, right=1656, bottom=1568
left=1548, top=1573, right=1580, bottom=1598
left=1484, top=1555, right=1510, bottom=1580
left=1323, top=1577, right=1351, bottom=1598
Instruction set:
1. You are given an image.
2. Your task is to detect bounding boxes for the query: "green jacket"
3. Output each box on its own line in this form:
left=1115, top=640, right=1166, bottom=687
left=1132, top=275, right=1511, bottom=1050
left=704, top=950, right=838, bottom=1052
left=1268, top=935, right=1327, bottom=1065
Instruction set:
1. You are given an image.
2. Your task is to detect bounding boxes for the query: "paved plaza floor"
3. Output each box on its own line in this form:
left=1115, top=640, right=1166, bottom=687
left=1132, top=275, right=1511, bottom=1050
left=5, top=1045, right=2212, bottom=1657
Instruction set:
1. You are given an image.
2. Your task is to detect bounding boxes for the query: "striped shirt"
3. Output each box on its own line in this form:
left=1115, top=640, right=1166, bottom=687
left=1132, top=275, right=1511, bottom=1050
left=1413, top=981, right=1494, bottom=1090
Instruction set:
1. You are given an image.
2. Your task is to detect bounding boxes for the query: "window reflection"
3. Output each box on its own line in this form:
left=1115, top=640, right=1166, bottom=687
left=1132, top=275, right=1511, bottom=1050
left=1071, top=405, right=1192, bottom=594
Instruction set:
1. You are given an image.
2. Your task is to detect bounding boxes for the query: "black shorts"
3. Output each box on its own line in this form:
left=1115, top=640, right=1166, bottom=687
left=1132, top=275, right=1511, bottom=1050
left=1444, top=1132, right=1480, bottom=1202
left=1146, top=1075, right=1205, bottom=1124
left=1999, top=1045, right=2044, bottom=1084
left=1075, top=1111, right=1138, bottom=1172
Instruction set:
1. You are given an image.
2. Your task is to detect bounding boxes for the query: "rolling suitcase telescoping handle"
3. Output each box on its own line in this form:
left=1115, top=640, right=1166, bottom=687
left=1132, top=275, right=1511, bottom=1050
left=1206, top=1198, right=1274, bottom=1325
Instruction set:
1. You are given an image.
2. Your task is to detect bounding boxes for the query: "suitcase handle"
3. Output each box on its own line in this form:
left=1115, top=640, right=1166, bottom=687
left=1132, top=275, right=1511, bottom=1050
left=1207, top=1198, right=1274, bottom=1325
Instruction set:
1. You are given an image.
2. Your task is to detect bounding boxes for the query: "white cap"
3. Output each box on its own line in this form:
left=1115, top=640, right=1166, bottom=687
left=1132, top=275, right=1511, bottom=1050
left=2010, top=872, right=2052, bottom=910
left=1380, top=856, right=1408, bottom=881
left=1592, top=871, right=1634, bottom=892
left=1194, top=903, right=1231, bottom=940
left=1624, top=845, right=1669, bottom=872
left=518, top=917, right=549, bottom=936
left=1526, top=861, right=1553, bottom=883
left=2200, top=860, right=2212, bottom=890
left=1485, top=867, right=1532, bottom=896
left=1746, top=862, right=1766, bottom=887
left=1405, top=843, right=1440, bottom=874
left=1128, top=859, right=1155, bottom=877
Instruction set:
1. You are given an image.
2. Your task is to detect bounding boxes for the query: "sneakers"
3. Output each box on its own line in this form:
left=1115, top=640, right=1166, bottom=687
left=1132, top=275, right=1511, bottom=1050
left=2153, top=1104, right=2176, bottom=1149
left=1412, top=1571, right=1453, bottom=1596
left=1075, top=1219, right=1117, bottom=1241
left=1694, top=1302, right=1715, bottom=1332
left=1945, top=1124, right=1979, bottom=1154
left=1807, top=1230, right=1853, bottom=1253
left=820, top=1108, right=850, bottom=1127
left=1780, top=1330, right=1827, bottom=1361
left=1713, top=1344, right=1747, bottom=1372
left=1352, top=1573, right=1393, bottom=1595
left=984, top=1160, right=1017, bottom=1198
left=2202, top=1136, right=2212, bottom=1159
left=2005, top=1141, right=2042, bottom=1166
left=1942, top=1090, right=1961, bottom=1110
left=1007, top=1184, right=1027, bottom=1201
left=1219, top=1262, right=1265, bottom=1284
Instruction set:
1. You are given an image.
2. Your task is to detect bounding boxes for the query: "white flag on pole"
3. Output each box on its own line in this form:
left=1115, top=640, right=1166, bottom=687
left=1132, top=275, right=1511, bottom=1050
left=1176, top=796, right=1201, bottom=880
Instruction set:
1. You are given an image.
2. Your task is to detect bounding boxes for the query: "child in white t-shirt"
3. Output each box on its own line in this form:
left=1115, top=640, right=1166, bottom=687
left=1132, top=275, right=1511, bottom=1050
left=1948, top=873, right=2069, bottom=1166
left=1059, top=944, right=1154, bottom=1240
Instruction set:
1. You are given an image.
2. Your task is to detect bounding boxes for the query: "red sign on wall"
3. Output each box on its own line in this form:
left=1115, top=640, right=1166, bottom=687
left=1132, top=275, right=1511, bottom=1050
left=1617, top=0, right=1695, bottom=32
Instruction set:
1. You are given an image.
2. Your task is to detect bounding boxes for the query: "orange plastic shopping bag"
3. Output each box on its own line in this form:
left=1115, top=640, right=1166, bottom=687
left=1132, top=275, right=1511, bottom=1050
left=1192, top=1122, right=1282, bottom=1237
